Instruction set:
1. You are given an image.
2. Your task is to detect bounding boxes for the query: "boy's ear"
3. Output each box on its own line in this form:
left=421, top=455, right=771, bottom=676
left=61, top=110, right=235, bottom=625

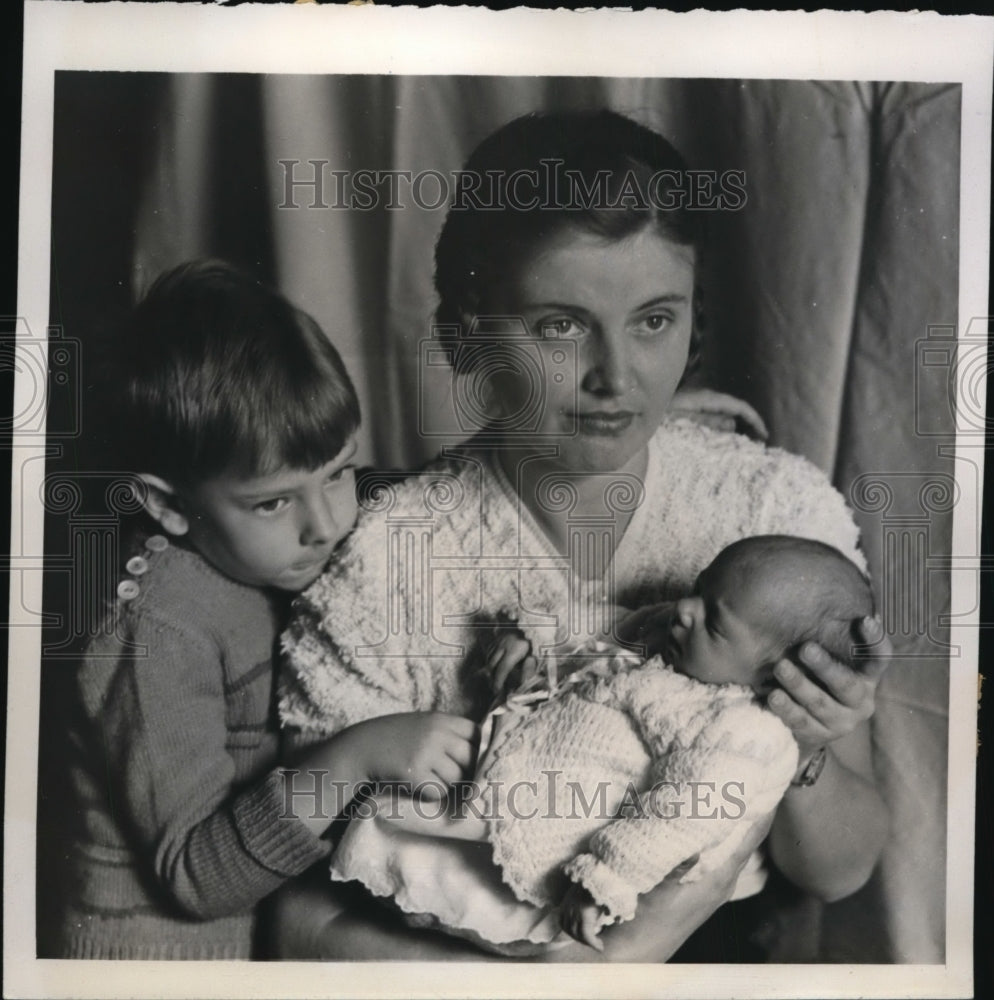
left=136, top=473, right=189, bottom=536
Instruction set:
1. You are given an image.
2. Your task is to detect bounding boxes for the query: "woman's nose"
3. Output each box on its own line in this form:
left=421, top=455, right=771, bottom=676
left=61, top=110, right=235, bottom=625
left=581, top=329, right=632, bottom=396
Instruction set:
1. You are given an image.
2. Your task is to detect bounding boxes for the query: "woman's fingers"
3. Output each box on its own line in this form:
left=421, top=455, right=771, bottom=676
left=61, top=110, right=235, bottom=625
left=796, top=644, right=877, bottom=720
left=708, top=818, right=773, bottom=899
left=853, top=616, right=893, bottom=683
left=774, top=655, right=856, bottom=717
left=768, top=686, right=834, bottom=744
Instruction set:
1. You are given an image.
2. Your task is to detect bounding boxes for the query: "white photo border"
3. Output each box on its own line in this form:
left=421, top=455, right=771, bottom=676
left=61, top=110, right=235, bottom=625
left=7, top=3, right=992, bottom=998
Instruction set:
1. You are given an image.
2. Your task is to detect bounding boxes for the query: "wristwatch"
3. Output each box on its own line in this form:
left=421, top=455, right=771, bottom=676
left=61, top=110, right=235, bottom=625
left=791, top=746, right=828, bottom=787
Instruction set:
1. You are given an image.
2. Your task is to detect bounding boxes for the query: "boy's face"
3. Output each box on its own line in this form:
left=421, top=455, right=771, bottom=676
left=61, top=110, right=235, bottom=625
left=179, top=437, right=359, bottom=592
left=664, top=570, right=778, bottom=695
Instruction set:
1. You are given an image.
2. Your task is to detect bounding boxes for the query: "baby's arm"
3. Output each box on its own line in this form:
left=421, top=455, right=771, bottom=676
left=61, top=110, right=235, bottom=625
left=562, top=688, right=797, bottom=932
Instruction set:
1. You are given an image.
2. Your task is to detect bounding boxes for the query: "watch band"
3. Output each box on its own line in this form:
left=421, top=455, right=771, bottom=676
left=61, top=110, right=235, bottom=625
left=791, top=746, right=828, bottom=787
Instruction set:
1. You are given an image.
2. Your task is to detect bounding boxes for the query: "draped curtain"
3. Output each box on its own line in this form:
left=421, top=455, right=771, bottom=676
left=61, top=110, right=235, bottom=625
left=49, top=73, right=960, bottom=963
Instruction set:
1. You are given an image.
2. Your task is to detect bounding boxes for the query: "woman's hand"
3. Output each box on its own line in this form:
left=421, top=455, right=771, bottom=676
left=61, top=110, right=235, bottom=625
left=669, top=387, right=769, bottom=441
left=767, top=615, right=892, bottom=762
left=764, top=615, right=890, bottom=901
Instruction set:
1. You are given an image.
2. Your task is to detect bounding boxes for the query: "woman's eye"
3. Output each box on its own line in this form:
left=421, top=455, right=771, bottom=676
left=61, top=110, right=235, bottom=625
left=541, top=317, right=583, bottom=338
left=254, top=497, right=289, bottom=515
left=635, top=313, right=673, bottom=337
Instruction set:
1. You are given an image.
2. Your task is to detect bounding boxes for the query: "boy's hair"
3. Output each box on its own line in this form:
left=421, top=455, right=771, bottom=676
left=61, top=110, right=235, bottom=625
left=107, top=260, right=360, bottom=487
left=433, top=109, right=706, bottom=378
left=704, top=535, right=876, bottom=669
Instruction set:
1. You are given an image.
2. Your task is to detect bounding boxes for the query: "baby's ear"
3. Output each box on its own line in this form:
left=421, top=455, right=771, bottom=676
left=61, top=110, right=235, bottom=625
left=136, top=473, right=189, bottom=536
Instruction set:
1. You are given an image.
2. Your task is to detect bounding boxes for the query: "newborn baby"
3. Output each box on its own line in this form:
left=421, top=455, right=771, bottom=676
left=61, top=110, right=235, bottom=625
left=328, top=535, right=874, bottom=955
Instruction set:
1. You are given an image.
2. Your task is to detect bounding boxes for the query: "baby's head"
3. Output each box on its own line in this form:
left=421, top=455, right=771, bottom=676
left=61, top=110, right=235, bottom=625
left=666, top=536, right=874, bottom=694
left=107, top=259, right=361, bottom=592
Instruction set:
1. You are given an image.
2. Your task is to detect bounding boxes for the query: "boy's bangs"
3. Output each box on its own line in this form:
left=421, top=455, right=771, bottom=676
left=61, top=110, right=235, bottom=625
left=226, top=361, right=360, bottom=479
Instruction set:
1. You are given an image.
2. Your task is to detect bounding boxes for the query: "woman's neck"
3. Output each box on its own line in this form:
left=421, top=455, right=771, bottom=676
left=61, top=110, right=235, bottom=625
left=496, top=445, right=649, bottom=569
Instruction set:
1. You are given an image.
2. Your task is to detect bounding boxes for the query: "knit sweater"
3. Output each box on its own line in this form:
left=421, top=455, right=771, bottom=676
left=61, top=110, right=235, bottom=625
left=60, top=536, right=331, bottom=960
left=281, top=419, right=864, bottom=737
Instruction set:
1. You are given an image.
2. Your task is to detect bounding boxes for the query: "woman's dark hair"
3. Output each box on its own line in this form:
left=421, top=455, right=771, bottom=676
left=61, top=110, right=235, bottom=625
left=106, top=259, right=360, bottom=487
left=433, top=109, right=707, bottom=376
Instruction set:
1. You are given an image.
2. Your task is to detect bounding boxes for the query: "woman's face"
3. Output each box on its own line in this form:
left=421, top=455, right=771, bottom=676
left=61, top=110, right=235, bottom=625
left=482, top=225, right=694, bottom=474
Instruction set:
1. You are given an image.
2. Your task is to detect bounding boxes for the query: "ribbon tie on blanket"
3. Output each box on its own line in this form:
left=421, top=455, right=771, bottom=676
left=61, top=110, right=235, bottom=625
left=475, top=641, right=643, bottom=772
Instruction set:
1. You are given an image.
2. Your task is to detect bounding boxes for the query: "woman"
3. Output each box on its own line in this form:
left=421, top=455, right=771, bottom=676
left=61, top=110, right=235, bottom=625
left=275, top=109, right=890, bottom=962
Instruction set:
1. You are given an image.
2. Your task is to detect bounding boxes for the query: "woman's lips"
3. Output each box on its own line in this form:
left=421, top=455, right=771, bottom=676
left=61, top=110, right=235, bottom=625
left=572, top=411, right=636, bottom=435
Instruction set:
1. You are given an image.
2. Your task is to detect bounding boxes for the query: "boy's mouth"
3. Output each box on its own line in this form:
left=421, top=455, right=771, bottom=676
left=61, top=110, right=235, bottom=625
left=289, top=553, right=331, bottom=573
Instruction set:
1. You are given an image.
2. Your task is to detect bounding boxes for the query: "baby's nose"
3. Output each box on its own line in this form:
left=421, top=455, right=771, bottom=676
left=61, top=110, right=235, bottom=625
left=674, top=597, right=699, bottom=630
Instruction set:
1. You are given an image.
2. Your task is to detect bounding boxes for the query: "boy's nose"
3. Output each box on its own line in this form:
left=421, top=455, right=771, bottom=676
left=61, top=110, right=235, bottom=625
left=299, top=502, right=339, bottom=548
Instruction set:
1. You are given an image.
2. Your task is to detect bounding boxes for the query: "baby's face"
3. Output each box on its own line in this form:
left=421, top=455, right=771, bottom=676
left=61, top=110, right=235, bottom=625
left=664, top=573, right=778, bottom=695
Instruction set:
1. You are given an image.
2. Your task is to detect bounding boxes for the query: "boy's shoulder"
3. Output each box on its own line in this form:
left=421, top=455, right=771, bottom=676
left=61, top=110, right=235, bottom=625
left=94, top=533, right=276, bottom=648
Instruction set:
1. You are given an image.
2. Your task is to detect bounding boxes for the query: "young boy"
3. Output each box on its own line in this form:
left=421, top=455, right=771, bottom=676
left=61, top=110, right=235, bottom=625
left=323, top=535, right=874, bottom=955
left=57, top=261, right=477, bottom=959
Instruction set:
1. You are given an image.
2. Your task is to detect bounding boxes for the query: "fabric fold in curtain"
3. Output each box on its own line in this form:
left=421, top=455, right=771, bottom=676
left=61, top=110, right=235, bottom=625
left=132, top=75, right=957, bottom=963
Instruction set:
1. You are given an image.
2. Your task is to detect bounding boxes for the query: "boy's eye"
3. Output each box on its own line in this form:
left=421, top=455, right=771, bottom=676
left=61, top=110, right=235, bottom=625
left=254, top=497, right=289, bottom=515
left=325, top=464, right=355, bottom=486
